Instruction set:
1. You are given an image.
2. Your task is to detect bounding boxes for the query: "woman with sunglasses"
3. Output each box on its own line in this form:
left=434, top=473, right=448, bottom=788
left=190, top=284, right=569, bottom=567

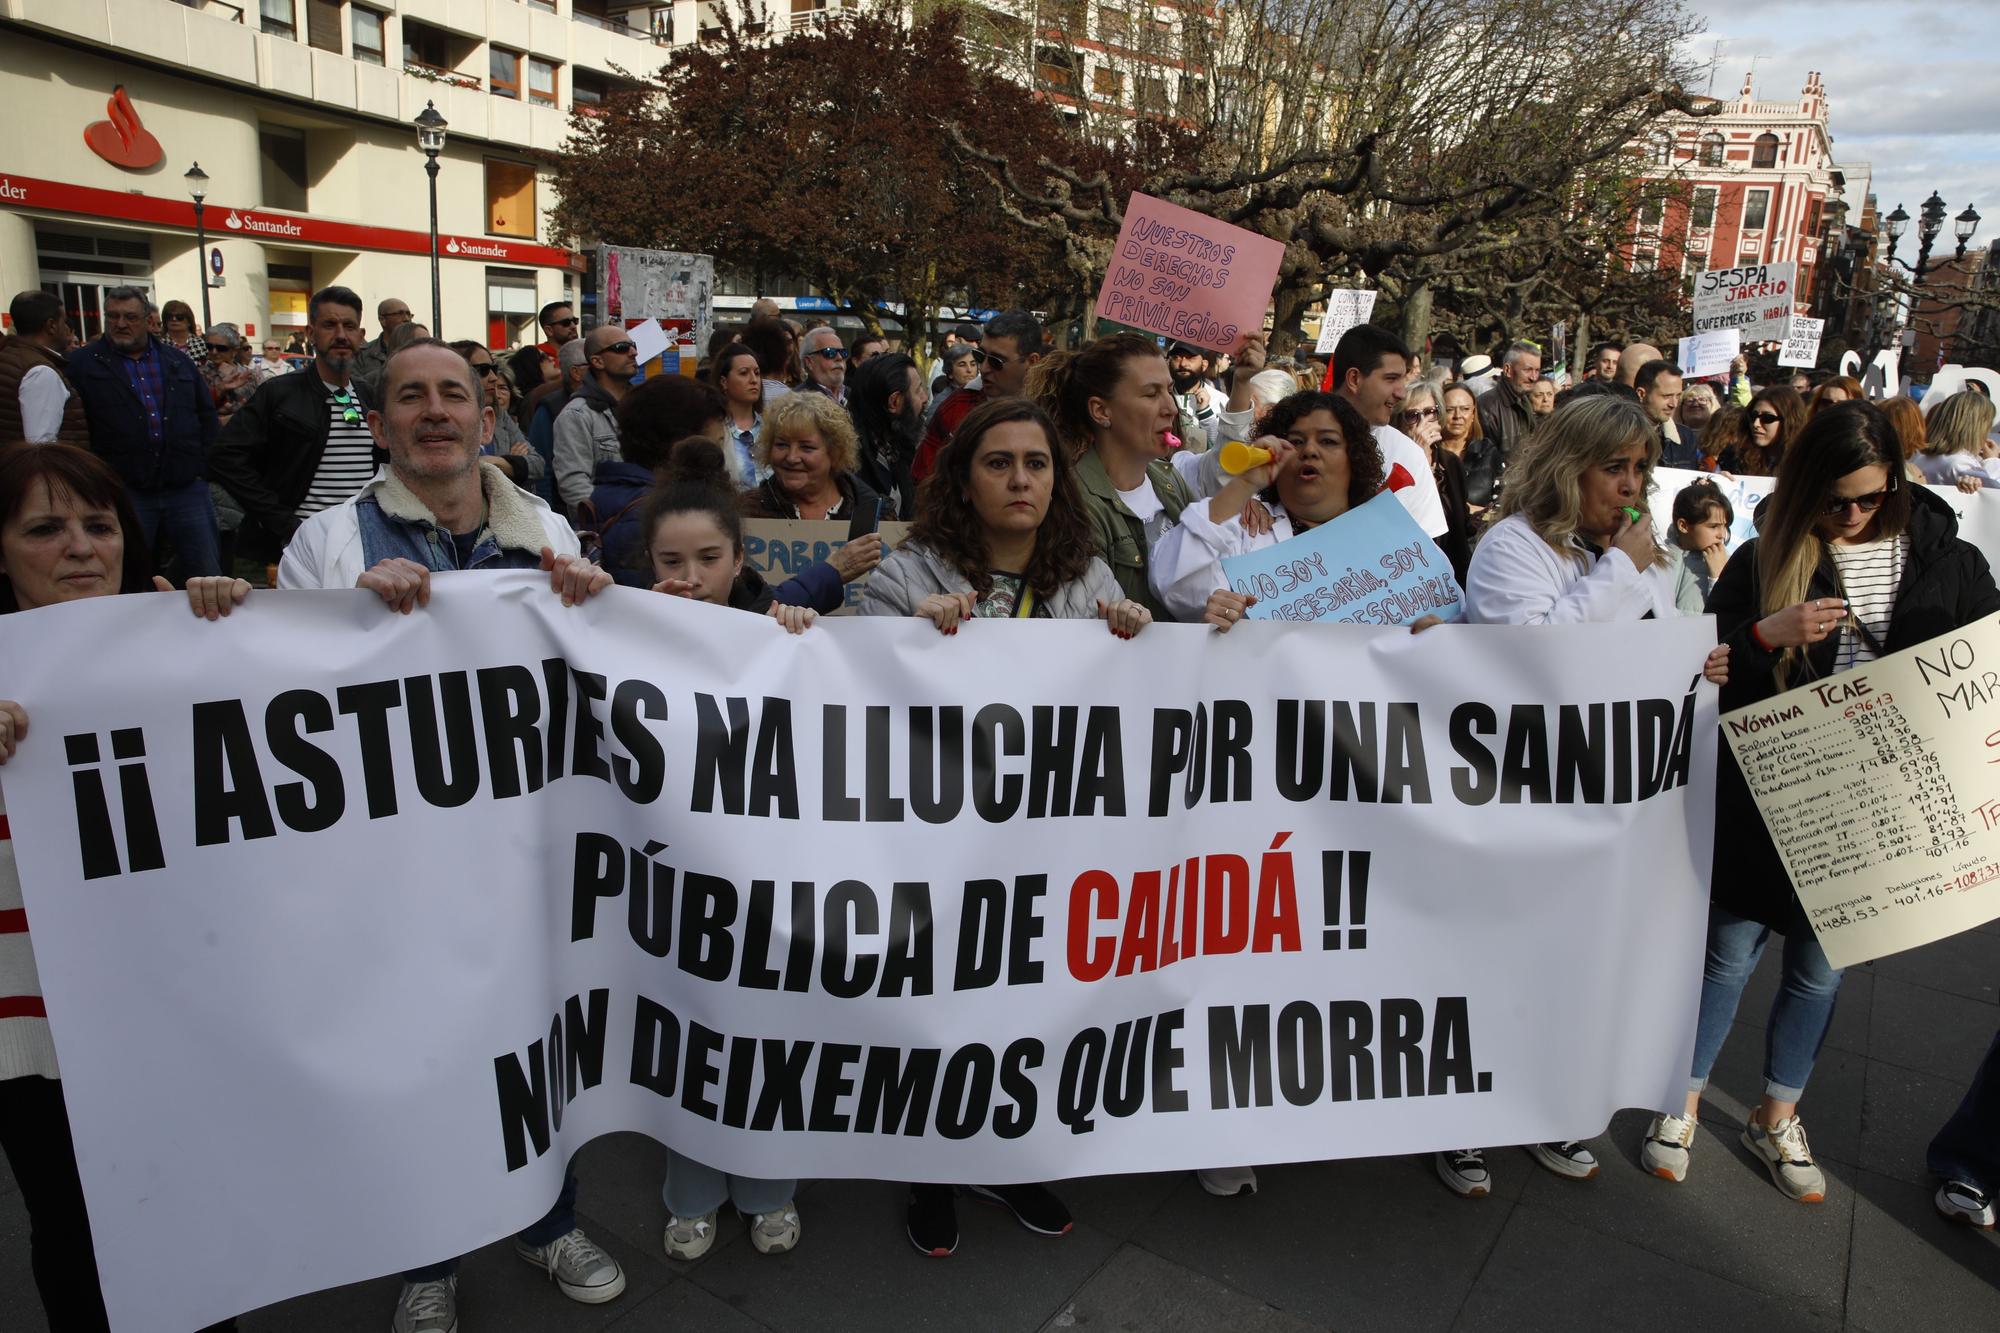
left=159, top=299, right=210, bottom=366
left=1723, top=386, right=1805, bottom=476
left=1393, top=381, right=1472, bottom=583
left=451, top=342, right=545, bottom=491
left=1642, top=401, right=2000, bottom=1203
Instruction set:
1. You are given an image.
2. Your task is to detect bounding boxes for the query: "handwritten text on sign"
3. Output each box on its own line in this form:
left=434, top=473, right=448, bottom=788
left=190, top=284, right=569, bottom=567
left=0, top=585, right=1719, bottom=1332
left=741, top=519, right=911, bottom=613
left=1692, top=262, right=1797, bottom=344
left=1723, top=614, right=2000, bottom=968
left=1094, top=192, right=1285, bottom=354
left=1777, top=316, right=1825, bottom=369
left=1221, top=492, right=1463, bottom=625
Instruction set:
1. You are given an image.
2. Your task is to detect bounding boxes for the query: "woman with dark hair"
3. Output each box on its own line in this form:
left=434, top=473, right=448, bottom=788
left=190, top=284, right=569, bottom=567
left=1395, top=380, right=1472, bottom=583
left=0, top=444, right=244, bottom=1333
left=850, top=351, right=928, bottom=517
left=714, top=341, right=766, bottom=484
left=740, top=316, right=797, bottom=404
left=585, top=374, right=728, bottom=587
left=861, top=397, right=1140, bottom=1254
left=506, top=345, right=555, bottom=427
left=1724, top=386, right=1806, bottom=475
left=1645, top=400, right=2000, bottom=1203
left=1152, top=391, right=1384, bottom=629
left=160, top=299, right=209, bottom=365
left=1805, top=375, right=1864, bottom=418
left=931, top=342, right=981, bottom=399
left=862, top=397, right=1145, bottom=635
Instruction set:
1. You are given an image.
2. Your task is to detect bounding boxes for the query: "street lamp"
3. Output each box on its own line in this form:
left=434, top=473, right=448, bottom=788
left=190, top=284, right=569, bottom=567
left=1883, top=203, right=1909, bottom=262
left=414, top=101, right=448, bottom=332
left=185, top=161, right=211, bottom=329
left=1954, top=205, right=1982, bottom=259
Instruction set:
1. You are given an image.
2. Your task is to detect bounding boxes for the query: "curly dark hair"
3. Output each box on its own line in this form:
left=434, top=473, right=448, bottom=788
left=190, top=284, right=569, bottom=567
left=908, top=397, right=1097, bottom=600
left=614, top=374, right=727, bottom=471
left=1253, top=392, right=1383, bottom=512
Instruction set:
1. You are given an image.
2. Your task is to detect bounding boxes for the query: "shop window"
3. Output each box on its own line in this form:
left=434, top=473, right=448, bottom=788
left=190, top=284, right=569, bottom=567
left=259, top=125, right=308, bottom=212
left=486, top=159, right=537, bottom=238
left=1752, top=133, right=1779, bottom=169
left=491, top=49, right=522, bottom=101
left=528, top=58, right=559, bottom=108
left=1742, top=188, right=1770, bottom=232
left=260, top=0, right=296, bottom=41
left=351, top=6, right=386, bottom=65
left=488, top=268, right=540, bottom=349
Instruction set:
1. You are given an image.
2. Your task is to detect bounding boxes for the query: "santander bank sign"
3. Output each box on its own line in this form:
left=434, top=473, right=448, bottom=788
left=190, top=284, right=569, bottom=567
left=83, top=86, right=164, bottom=171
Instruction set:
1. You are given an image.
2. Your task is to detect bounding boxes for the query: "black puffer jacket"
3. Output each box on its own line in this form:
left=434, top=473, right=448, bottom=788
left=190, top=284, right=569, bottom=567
left=1707, top=488, right=2000, bottom=930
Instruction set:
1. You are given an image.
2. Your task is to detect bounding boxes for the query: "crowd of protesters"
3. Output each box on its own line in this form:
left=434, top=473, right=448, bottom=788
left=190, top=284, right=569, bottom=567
left=1, top=278, right=1999, bottom=1333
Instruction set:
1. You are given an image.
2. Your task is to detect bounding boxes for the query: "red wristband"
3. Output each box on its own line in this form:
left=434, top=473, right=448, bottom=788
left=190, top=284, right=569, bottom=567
left=1750, top=620, right=1773, bottom=652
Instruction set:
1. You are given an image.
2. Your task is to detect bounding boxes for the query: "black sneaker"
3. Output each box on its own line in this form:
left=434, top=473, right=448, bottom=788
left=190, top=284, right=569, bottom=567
left=967, top=1183, right=1073, bottom=1236
left=906, top=1184, right=959, bottom=1256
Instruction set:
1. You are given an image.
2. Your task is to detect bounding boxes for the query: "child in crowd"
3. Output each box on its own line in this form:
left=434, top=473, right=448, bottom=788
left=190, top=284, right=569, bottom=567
left=1669, top=478, right=1733, bottom=614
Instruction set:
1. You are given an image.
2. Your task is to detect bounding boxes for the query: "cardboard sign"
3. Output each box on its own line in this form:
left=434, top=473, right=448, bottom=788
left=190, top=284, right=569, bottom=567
left=1693, top=262, right=1797, bottom=344
left=741, top=519, right=911, bottom=615
left=1776, top=316, right=1825, bottom=369
left=1677, top=328, right=1741, bottom=380
left=1220, top=491, right=1463, bottom=625
left=1723, top=614, right=2000, bottom=967
left=1094, top=193, right=1285, bottom=354
left=1313, top=289, right=1379, bottom=354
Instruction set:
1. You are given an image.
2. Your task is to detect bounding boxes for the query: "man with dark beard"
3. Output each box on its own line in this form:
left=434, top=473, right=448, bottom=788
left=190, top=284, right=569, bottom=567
left=849, top=351, right=930, bottom=519
left=1167, top=340, right=1220, bottom=451
left=209, top=285, right=381, bottom=560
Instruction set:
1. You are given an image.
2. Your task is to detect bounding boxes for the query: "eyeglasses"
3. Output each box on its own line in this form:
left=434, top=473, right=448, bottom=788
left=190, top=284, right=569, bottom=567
left=1750, top=411, right=1784, bottom=427
left=329, top=389, right=362, bottom=426
left=1399, top=406, right=1439, bottom=422
left=601, top=342, right=638, bottom=355
left=1822, top=488, right=1893, bottom=517
left=809, top=346, right=847, bottom=361
left=472, top=362, right=499, bottom=376
left=980, top=349, right=1012, bottom=370
left=548, top=316, right=579, bottom=328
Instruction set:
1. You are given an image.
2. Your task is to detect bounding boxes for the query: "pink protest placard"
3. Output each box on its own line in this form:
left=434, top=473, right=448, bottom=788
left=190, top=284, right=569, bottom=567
left=1093, top=193, right=1285, bottom=353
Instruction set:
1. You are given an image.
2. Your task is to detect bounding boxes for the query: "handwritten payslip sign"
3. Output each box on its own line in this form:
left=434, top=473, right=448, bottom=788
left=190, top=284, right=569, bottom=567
left=1094, top=193, right=1286, bottom=354
left=1723, top=614, right=2000, bottom=967
left=1220, top=491, right=1463, bottom=626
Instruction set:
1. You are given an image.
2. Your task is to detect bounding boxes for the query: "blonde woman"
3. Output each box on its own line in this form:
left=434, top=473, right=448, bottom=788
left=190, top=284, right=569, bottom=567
left=743, top=388, right=886, bottom=524
left=1452, top=395, right=1728, bottom=1199
left=1649, top=401, right=2000, bottom=1203
left=1913, top=390, right=1999, bottom=490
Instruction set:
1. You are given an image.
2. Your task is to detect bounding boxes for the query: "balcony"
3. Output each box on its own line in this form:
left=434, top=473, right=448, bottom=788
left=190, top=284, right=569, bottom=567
left=574, top=2, right=674, bottom=44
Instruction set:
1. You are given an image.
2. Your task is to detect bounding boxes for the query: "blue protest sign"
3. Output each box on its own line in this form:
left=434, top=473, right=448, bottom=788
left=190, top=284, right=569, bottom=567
left=1219, top=491, right=1463, bottom=625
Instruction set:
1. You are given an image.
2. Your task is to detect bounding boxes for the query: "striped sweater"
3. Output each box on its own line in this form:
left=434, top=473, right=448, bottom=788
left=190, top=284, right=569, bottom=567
left=0, top=785, right=60, bottom=1080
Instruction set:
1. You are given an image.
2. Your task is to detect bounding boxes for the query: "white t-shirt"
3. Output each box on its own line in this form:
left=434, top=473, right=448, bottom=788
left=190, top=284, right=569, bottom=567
left=1117, top=478, right=1170, bottom=551
left=1372, top=425, right=1450, bottom=538
left=1830, top=534, right=1908, bottom=671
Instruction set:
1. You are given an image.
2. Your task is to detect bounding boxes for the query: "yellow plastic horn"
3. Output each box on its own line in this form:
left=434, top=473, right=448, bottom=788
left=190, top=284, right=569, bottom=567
left=1218, top=440, right=1272, bottom=475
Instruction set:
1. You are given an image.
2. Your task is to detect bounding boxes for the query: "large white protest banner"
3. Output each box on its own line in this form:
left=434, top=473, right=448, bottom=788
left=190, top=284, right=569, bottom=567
left=1723, top=614, right=2000, bottom=968
left=0, top=582, right=1719, bottom=1330
left=1693, top=262, right=1797, bottom=345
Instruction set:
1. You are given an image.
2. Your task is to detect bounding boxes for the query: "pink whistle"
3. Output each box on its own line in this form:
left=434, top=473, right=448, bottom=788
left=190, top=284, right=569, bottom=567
left=1163, top=431, right=1183, bottom=450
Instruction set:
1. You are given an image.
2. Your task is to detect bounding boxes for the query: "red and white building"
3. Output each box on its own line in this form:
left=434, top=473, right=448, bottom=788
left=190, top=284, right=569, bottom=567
left=1631, top=70, right=1854, bottom=313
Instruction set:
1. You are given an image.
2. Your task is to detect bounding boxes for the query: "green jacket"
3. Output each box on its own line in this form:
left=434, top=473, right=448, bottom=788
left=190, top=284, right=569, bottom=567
left=1075, top=447, right=1191, bottom=618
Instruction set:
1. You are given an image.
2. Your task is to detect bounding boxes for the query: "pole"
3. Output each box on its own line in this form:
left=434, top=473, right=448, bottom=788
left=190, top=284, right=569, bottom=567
left=426, top=155, right=442, bottom=334
left=194, top=199, right=212, bottom=330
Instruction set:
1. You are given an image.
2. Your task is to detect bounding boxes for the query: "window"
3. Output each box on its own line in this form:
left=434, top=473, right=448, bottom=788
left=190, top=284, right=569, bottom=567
left=1034, top=46, right=1077, bottom=92
left=1639, top=192, right=1663, bottom=225
left=403, top=21, right=450, bottom=72
left=528, top=0, right=557, bottom=11
left=491, top=49, right=522, bottom=100
left=528, top=58, right=558, bottom=108
left=1737, top=251, right=1761, bottom=267
left=304, top=0, right=340, bottom=52
left=351, top=6, right=385, bottom=64
left=1752, top=133, right=1779, bottom=169
left=1691, top=186, right=1717, bottom=230
left=1097, top=5, right=1127, bottom=41
left=1632, top=250, right=1657, bottom=274
left=1698, top=132, right=1725, bottom=168
left=487, top=268, right=540, bottom=349
left=1651, top=133, right=1672, bottom=166
left=1742, top=188, right=1770, bottom=232
left=1137, top=76, right=1169, bottom=114
left=1685, top=250, right=1708, bottom=276
left=1092, top=66, right=1120, bottom=97
left=259, top=125, right=308, bottom=212
left=485, top=159, right=537, bottom=238
left=260, top=0, right=295, bottom=40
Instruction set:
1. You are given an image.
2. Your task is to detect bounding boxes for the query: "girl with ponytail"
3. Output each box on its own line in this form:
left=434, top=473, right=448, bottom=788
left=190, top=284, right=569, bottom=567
left=1651, top=400, right=2000, bottom=1203
left=640, top=436, right=818, bottom=631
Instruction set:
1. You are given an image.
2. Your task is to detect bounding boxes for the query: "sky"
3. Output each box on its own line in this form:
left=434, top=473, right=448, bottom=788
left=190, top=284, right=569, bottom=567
left=1681, top=0, right=1998, bottom=247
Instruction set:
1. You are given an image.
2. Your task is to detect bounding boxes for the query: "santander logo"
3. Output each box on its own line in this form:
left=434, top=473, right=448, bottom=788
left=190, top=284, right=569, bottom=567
left=83, top=86, right=164, bottom=171
left=224, top=210, right=244, bottom=230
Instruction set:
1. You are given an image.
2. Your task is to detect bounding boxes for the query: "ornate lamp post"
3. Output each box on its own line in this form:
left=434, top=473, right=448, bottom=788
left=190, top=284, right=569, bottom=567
left=185, top=162, right=211, bottom=329
left=414, top=101, right=449, bottom=332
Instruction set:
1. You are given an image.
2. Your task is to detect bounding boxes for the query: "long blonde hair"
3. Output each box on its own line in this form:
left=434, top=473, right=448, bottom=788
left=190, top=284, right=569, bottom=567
left=1919, top=391, right=1997, bottom=458
left=1498, top=395, right=1667, bottom=568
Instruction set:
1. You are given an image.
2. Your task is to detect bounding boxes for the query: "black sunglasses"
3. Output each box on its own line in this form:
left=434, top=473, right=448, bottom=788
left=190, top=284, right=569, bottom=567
left=810, top=346, right=847, bottom=360
left=548, top=316, right=579, bottom=327
left=600, top=341, right=638, bottom=355
left=1749, top=410, right=1784, bottom=426
left=472, top=362, right=499, bottom=376
left=1822, top=486, right=1894, bottom=517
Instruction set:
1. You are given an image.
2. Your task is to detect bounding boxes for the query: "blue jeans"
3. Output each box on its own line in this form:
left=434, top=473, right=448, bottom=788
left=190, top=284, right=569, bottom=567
left=401, top=1171, right=576, bottom=1282
left=1929, top=1029, right=2000, bottom=1193
left=1689, top=902, right=1844, bottom=1102
left=661, top=1150, right=793, bottom=1218
left=130, top=477, right=221, bottom=578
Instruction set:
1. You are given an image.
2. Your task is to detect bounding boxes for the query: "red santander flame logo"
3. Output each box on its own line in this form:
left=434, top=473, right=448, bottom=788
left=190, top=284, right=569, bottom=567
left=83, top=86, right=163, bottom=171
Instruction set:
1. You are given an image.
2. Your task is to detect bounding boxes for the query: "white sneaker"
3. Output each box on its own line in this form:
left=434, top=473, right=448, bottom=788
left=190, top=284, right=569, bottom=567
left=1641, top=1114, right=1697, bottom=1182
left=1935, top=1179, right=1996, bottom=1229
left=1196, top=1166, right=1258, bottom=1197
left=750, top=1200, right=801, bottom=1254
left=1741, top=1115, right=1826, bottom=1203
left=390, top=1276, right=457, bottom=1333
left=1526, top=1140, right=1600, bottom=1180
left=664, top=1209, right=718, bottom=1260
left=1436, top=1149, right=1490, bottom=1197
left=514, top=1228, right=626, bottom=1304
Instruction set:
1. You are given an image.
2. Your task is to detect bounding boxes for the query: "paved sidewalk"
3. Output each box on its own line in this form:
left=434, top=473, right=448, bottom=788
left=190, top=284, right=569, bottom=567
left=4, top=924, right=1998, bottom=1332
